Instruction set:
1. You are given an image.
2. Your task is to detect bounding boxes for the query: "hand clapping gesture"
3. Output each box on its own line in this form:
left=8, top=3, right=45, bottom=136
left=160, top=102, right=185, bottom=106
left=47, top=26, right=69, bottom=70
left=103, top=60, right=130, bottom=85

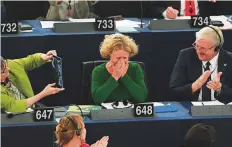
left=192, top=70, right=211, bottom=92
left=91, top=136, right=109, bottom=147
left=207, top=72, right=222, bottom=91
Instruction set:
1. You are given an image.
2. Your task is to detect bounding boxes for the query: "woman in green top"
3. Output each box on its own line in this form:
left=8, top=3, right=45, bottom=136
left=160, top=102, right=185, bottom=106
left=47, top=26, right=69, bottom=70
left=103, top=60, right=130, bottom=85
left=91, top=33, right=148, bottom=104
left=1, top=50, right=65, bottom=112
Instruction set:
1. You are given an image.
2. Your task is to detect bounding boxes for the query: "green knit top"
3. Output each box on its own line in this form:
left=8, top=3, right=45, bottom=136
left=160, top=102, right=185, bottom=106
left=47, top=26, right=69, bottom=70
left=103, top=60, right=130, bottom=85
left=91, top=62, right=148, bottom=104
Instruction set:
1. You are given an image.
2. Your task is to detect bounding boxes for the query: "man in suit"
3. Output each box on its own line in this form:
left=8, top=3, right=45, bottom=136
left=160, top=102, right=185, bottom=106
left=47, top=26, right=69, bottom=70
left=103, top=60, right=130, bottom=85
left=170, top=25, right=232, bottom=103
left=150, top=0, right=221, bottom=19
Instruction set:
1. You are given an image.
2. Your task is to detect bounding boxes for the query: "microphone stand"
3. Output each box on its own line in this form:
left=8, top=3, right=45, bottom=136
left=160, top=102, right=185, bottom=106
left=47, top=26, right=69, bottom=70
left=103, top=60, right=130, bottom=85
left=140, top=1, right=143, bottom=28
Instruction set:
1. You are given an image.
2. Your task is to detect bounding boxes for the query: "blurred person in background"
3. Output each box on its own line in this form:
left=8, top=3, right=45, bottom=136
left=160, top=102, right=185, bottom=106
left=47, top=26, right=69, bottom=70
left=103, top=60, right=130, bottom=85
left=149, top=0, right=232, bottom=19
left=46, top=0, right=98, bottom=20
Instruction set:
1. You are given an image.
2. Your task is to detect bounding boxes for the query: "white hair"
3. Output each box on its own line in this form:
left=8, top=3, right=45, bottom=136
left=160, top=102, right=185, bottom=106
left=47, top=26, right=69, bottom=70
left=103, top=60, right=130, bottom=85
left=195, top=25, right=224, bottom=47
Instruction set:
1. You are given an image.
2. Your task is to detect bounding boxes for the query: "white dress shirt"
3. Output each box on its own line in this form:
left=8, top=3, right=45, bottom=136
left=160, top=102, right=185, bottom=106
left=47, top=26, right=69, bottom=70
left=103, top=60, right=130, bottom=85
left=162, top=0, right=199, bottom=18
left=198, top=53, right=219, bottom=101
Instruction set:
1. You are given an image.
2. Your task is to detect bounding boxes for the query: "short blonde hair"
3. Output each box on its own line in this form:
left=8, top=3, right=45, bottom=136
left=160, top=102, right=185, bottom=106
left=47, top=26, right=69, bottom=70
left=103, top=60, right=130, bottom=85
left=100, top=33, right=139, bottom=58
left=55, top=114, right=84, bottom=146
left=196, top=25, right=224, bottom=47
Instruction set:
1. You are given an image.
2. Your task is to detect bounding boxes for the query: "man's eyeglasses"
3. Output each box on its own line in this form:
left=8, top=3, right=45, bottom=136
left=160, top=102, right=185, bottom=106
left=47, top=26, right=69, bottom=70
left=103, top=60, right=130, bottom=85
left=192, top=42, right=215, bottom=52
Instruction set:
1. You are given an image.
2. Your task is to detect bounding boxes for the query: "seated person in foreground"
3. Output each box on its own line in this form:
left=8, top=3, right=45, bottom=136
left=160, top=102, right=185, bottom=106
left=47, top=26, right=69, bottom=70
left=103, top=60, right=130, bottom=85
left=1, top=50, right=64, bottom=112
left=182, top=123, right=216, bottom=147
left=91, top=33, right=148, bottom=105
left=170, top=25, right=232, bottom=103
left=55, top=114, right=109, bottom=147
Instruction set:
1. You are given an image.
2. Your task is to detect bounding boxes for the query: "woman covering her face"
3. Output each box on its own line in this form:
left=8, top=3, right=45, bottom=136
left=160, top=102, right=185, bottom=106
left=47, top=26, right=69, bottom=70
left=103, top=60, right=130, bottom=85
left=91, top=33, right=148, bottom=105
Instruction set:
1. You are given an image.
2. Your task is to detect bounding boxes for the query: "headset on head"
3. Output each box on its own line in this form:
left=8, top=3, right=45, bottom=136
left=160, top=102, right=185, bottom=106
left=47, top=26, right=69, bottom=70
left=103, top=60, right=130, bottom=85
left=206, top=25, right=222, bottom=52
left=60, top=114, right=82, bottom=137
left=66, top=115, right=82, bottom=136
left=182, top=123, right=216, bottom=147
left=58, top=105, right=83, bottom=137
left=57, top=114, right=82, bottom=147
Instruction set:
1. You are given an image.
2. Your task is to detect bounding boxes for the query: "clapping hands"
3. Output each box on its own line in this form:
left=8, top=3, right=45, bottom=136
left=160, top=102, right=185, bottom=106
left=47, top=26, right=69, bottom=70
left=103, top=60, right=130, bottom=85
left=90, top=136, right=109, bottom=147
left=192, top=71, right=223, bottom=93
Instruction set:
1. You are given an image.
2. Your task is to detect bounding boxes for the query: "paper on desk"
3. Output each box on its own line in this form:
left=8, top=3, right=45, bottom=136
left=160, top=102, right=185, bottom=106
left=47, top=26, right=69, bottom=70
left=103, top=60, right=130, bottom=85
left=40, top=21, right=61, bottom=28
left=56, top=118, right=61, bottom=123
left=210, top=15, right=232, bottom=30
left=202, top=100, right=225, bottom=106
left=117, top=27, right=138, bottom=33
left=115, top=19, right=144, bottom=28
left=68, top=18, right=95, bottom=23
left=192, top=102, right=203, bottom=106
left=227, top=102, right=232, bottom=105
left=165, top=16, right=191, bottom=20
left=192, top=101, right=225, bottom=106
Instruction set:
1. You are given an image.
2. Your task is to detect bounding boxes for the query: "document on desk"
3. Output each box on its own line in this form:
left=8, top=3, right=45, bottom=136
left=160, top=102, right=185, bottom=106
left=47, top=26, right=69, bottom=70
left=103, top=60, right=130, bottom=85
left=227, top=102, right=232, bottom=105
left=210, top=15, right=232, bottom=30
left=68, top=18, right=95, bottom=22
left=40, top=21, right=62, bottom=28
left=115, top=19, right=143, bottom=28
left=56, top=118, right=61, bottom=123
left=165, top=16, right=191, bottom=20
left=202, top=100, right=225, bottom=106
left=192, top=100, right=225, bottom=106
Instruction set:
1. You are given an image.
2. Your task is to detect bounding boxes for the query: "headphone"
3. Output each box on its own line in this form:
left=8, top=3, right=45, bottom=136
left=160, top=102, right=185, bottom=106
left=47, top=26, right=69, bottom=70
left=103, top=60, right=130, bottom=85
left=61, top=115, right=82, bottom=136
left=182, top=123, right=216, bottom=147
left=207, top=26, right=223, bottom=52
left=204, top=124, right=216, bottom=143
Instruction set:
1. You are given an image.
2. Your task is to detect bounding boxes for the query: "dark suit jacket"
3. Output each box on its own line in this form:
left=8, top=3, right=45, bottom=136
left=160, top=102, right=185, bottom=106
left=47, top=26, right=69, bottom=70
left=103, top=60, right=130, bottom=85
left=170, top=48, right=232, bottom=103
left=93, top=1, right=155, bottom=18
left=149, top=1, right=231, bottom=18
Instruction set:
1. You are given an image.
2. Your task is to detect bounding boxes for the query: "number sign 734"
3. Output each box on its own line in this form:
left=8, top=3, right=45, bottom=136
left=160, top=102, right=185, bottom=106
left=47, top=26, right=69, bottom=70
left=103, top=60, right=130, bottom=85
left=192, top=16, right=211, bottom=27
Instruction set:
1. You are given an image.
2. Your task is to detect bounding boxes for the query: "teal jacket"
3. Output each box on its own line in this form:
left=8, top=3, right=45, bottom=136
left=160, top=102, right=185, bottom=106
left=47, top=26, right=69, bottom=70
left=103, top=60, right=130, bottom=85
left=1, top=53, right=46, bottom=112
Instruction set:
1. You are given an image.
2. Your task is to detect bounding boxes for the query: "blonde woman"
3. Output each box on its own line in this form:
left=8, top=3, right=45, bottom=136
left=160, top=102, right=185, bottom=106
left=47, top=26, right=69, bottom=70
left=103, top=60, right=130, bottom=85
left=91, top=33, right=148, bottom=104
left=55, top=114, right=109, bottom=147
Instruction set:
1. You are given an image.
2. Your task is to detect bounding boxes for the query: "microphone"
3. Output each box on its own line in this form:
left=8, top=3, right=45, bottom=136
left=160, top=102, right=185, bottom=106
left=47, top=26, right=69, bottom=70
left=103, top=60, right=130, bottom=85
left=140, top=1, right=143, bottom=28
left=6, top=112, right=30, bottom=118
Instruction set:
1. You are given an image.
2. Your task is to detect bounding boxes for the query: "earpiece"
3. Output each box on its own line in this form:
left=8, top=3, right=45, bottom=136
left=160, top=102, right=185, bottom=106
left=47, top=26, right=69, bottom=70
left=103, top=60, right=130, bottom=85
left=66, top=116, right=81, bottom=136
left=207, top=26, right=222, bottom=52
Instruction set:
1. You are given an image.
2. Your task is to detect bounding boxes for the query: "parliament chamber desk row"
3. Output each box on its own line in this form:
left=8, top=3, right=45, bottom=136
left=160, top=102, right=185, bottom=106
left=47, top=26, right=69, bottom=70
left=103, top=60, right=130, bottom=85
left=2, top=18, right=232, bottom=107
left=1, top=102, right=232, bottom=147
